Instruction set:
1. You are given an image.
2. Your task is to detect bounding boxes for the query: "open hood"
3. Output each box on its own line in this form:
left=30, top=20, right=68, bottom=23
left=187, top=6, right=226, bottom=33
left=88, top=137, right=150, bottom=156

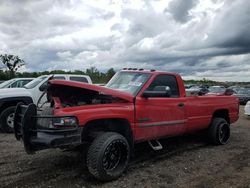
left=48, top=80, right=134, bottom=102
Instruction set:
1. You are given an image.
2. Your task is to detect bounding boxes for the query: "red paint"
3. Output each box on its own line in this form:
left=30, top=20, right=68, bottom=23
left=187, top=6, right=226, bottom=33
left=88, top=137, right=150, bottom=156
left=49, top=80, right=134, bottom=102
left=50, top=70, right=239, bottom=143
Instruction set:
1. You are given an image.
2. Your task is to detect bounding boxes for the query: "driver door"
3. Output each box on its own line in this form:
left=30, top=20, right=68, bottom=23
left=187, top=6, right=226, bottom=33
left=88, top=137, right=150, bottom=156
left=135, top=74, right=187, bottom=141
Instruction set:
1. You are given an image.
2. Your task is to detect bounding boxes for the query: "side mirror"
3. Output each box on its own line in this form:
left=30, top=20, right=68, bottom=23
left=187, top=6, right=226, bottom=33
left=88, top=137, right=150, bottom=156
left=142, top=86, right=171, bottom=98
left=39, top=83, right=48, bottom=92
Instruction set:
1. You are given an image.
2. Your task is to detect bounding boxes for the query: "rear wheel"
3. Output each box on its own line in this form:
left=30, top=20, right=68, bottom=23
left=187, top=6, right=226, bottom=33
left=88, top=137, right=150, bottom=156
left=87, top=132, right=130, bottom=181
left=208, top=117, right=230, bottom=145
left=0, top=106, right=16, bottom=133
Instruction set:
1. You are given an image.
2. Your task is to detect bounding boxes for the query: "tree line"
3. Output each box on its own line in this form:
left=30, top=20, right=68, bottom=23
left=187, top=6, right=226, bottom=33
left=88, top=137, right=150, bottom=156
left=0, top=54, right=115, bottom=83
left=0, top=67, right=116, bottom=84
left=1, top=53, right=250, bottom=86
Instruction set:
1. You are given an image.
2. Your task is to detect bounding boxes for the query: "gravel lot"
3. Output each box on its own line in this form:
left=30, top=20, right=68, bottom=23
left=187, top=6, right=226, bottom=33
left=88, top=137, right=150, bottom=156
left=0, top=106, right=250, bottom=188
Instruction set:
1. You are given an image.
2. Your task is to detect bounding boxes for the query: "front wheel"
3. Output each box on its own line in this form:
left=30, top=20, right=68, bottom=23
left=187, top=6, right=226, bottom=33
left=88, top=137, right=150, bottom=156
left=0, top=106, right=16, bottom=133
left=208, top=118, right=230, bottom=145
left=87, top=132, right=130, bottom=181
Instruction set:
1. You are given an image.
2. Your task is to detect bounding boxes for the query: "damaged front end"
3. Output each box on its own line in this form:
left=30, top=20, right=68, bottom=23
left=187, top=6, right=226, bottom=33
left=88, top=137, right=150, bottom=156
left=14, top=80, right=134, bottom=154
left=14, top=103, right=82, bottom=154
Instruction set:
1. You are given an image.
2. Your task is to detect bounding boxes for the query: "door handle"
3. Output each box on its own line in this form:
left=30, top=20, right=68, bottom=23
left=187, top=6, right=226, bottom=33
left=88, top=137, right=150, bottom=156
left=178, top=103, right=185, bottom=107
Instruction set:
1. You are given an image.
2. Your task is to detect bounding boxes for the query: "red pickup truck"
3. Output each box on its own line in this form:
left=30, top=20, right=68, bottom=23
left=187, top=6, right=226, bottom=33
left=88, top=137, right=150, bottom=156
left=14, top=69, right=239, bottom=181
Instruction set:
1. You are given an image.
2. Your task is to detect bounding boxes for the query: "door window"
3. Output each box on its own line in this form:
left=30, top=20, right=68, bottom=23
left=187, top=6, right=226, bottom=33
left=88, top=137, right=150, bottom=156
left=22, top=80, right=32, bottom=86
left=147, top=75, right=180, bottom=97
left=10, top=81, right=18, bottom=87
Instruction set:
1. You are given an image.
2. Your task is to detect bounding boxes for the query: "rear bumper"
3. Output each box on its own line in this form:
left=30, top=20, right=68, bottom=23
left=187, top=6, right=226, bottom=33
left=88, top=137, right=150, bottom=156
left=14, top=103, right=82, bottom=154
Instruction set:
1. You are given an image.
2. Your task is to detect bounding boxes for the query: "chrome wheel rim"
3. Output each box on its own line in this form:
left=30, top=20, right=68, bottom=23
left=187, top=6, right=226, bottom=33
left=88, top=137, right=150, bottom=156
left=6, top=113, right=14, bottom=128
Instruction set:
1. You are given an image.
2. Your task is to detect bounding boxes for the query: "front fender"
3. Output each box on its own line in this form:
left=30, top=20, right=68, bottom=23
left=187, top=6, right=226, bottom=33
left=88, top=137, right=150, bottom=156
left=54, top=104, right=135, bottom=128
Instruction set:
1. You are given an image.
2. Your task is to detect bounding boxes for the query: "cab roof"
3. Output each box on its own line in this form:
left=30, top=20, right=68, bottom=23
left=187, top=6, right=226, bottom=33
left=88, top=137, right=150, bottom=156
left=120, top=69, right=180, bottom=76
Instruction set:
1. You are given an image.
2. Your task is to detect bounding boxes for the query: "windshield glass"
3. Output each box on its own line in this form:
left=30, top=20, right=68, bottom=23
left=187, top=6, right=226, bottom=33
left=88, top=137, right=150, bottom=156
left=24, top=76, right=47, bottom=89
left=209, top=86, right=225, bottom=93
left=106, top=72, right=151, bottom=96
left=0, top=79, right=16, bottom=88
left=238, top=88, right=250, bottom=94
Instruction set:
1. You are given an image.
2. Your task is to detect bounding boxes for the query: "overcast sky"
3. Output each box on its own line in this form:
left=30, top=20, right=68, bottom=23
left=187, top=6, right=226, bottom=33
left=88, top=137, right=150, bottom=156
left=0, top=0, right=250, bottom=81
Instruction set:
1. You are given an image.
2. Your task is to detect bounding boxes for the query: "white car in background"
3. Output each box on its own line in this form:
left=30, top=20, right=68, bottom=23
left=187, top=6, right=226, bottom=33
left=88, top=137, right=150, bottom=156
left=0, top=74, right=92, bottom=133
left=0, top=78, right=34, bottom=88
left=244, top=101, right=250, bottom=116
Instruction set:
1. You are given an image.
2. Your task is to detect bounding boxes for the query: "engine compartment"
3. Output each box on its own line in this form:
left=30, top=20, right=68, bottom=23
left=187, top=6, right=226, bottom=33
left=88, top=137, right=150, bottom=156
left=47, top=84, right=126, bottom=108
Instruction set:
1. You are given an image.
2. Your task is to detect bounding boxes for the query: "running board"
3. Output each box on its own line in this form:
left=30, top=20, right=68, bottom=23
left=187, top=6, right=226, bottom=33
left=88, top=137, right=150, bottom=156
left=148, top=140, right=163, bottom=151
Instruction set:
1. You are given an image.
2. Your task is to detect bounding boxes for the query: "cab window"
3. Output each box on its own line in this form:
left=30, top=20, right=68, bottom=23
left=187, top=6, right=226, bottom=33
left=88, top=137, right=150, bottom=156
left=147, top=75, right=180, bottom=97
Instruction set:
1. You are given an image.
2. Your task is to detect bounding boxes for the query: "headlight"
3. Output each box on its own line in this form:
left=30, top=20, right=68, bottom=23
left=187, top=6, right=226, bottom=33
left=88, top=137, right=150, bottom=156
left=37, top=116, right=78, bottom=129
left=52, top=117, right=78, bottom=128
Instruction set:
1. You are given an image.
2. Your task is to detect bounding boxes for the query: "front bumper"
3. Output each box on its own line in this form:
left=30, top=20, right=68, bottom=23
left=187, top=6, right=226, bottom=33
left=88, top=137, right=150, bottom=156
left=14, top=103, right=82, bottom=154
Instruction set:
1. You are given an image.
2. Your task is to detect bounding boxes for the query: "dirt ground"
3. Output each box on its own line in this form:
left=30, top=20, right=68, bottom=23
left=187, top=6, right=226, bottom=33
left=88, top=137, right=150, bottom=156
left=0, top=106, right=250, bottom=188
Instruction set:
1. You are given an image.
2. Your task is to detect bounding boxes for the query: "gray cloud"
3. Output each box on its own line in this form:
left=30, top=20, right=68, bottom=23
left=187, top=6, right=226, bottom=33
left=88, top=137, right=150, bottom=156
left=167, top=0, right=198, bottom=23
left=206, top=1, right=250, bottom=49
left=0, top=0, right=250, bottom=81
left=114, top=0, right=250, bottom=81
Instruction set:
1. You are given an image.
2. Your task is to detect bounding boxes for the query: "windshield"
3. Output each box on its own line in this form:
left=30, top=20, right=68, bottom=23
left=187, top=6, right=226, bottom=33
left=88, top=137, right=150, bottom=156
left=238, top=88, right=250, bottom=94
left=24, top=76, right=47, bottom=89
left=209, top=86, right=225, bottom=93
left=0, top=79, right=16, bottom=88
left=106, top=72, right=151, bottom=96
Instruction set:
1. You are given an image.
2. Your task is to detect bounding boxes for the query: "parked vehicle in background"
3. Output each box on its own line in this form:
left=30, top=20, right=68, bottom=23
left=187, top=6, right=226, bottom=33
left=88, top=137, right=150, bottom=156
left=244, top=101, right=250, bottom=116
left=233, top=88, right=250, bottom=105
left=0, top=74, right=92, bottom=133
left=0, top=78, right=33, bottom=89
left=186, top=85, right=209, bottom=96
left=14, top=69, right=239, bottom=181
left=184, top=84, right=195, bottom=89
left=228, top=86, right=243, bottom=93
left=207, top=86, right=225, bottom=95
left=206, top=86, right=235, bottom=96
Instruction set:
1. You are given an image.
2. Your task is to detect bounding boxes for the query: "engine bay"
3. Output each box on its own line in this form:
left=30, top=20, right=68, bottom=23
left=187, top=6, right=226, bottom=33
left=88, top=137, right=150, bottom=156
left=47, top=84, right=126, bottom=108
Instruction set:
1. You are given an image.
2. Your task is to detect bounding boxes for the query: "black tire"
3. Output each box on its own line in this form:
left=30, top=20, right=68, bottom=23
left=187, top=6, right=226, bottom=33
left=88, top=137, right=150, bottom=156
left=87, top=132, right=130, bottom=181
left=208, top=118, right=230, bottom=145
left=0, top=106, right=16, bottom=133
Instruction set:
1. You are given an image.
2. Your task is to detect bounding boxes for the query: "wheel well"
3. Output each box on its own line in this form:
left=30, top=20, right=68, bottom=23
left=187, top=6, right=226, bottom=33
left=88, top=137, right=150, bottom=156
left=212, top=109, right=230, bottom=124
left=82, top=118, right=134, bottom=147
left=0, top=101, right=26, bottom=115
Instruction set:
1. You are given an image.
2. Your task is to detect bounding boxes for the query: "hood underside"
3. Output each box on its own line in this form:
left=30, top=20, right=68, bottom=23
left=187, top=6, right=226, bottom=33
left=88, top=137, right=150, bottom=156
left=48, top=80, right=134, bottom=103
